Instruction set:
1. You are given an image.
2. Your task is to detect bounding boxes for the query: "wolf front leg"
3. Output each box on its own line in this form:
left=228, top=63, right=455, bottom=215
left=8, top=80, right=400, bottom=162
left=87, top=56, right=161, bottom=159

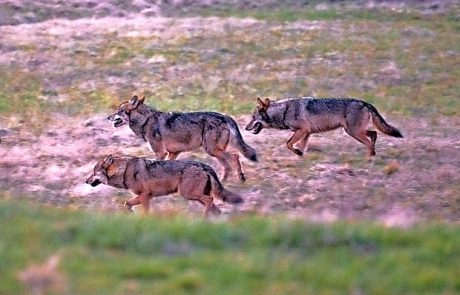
left=295, top=133, right=311, bottom=154
left=124, top=192, right=151, bottom=214
left=124, top=195, right=141, bottom=212
left=146, top=136, right=169, bottom=160
left=166, top=151, right=181, bottom=160
left=286, top=130, right=309, bottom=156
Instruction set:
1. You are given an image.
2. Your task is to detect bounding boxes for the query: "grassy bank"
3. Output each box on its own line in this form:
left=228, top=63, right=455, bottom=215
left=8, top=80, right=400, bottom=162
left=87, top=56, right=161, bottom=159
left=1, top=200, right=459, bottom=294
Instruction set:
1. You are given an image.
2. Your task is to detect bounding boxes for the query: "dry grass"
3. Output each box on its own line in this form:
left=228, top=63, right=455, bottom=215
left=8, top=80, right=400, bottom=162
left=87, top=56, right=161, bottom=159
left=0, top=9, right=458, bottom=121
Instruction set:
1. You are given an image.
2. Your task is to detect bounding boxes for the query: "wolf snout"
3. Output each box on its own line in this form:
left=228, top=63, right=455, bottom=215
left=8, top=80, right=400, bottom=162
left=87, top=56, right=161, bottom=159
left=248, top=122, right=262, bottom=134
left=85, top=177, right=101, bottom=187
left=245, top=122, right=254, bottom=131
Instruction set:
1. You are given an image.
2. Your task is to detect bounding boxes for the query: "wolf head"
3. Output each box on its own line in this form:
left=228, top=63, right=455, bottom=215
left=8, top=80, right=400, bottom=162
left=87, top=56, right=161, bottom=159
left=107, top=95, right=145, bottom=128
left=245, top=97, right=271, bottom=134
left=85, top=155, right=114, bottom=187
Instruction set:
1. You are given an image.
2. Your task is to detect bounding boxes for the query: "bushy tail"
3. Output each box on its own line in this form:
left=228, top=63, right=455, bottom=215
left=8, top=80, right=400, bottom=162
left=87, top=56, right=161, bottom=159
left=208, top=170, right=244, bottom=204
left=227, top=117, right=258, bottom=162
left=364, top=102, right=403, bottom=138
left=220, top=188, right=244, bottom=204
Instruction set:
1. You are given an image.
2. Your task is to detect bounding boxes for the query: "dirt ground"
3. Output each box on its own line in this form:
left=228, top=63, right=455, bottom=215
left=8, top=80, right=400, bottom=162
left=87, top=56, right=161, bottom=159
left=0, top=1, right=459, bottom=226
left=1, top=113, right=459, bottom=226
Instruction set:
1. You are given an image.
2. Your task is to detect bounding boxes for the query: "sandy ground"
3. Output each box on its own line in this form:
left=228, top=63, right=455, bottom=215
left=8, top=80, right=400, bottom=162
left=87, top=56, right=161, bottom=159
left=1, top=113, right=459, bottom=226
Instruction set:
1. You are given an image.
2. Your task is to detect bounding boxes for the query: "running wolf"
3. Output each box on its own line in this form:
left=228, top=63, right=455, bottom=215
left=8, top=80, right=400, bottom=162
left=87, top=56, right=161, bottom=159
left=245, top=97, right=403, bottom=157
left=107, top=95, right=257, bottom=182
left=85, top=154, right=243, bottom=215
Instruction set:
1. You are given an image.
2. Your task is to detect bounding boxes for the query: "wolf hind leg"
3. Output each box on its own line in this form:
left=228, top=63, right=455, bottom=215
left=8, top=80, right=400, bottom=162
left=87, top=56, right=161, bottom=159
left=203, top=128, right=237, bottom=181
left=286, top=130, right=309, bottom=156
left=178, top=175, right=221, bottom=216
left=343, top=108, right=375, bottom=157
left=210, top=150, right=244, bottom=182
left=345, top=128, right=376, bottom=157
left=366, top=130, right=377, bottom=146
left=229, top=153, right=245, bottom=182
left=212, top=151, right=232, bottom=182
left=194, top=195, right=221, bottom=216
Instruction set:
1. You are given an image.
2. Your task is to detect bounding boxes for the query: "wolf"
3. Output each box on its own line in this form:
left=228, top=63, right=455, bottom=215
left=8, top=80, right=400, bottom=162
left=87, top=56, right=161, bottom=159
left=85, top=154, right=243, bottom=216
left=107, top=95, right=257, bottom=182
left=245, top=97, right=403, bottom=157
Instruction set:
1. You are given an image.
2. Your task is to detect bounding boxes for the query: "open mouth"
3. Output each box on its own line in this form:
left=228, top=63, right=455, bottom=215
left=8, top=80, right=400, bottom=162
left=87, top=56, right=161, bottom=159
left=113, top=118, right=124, bottom=127
left=252, top=122, right=263, bottom=134
left=90, top=179, right=102, bottom=187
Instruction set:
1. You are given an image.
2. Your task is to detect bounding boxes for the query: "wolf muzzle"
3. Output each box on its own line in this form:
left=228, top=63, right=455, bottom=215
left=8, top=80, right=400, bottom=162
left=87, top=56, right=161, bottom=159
left=107, top=113, right=125, bottom=128
left=86, top=177, right=102, bottom=187
left=112, top=118, right=124, bottom=127
left=246, top=122, right=263, bottom=134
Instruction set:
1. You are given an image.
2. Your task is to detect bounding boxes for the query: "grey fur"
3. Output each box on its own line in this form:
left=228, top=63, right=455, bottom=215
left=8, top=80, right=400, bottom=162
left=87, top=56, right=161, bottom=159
left=246, top=97, right=402, bottom=157
left=86, top=154, right=243, bottom=216
left=107, top=95, right=257, bottom=182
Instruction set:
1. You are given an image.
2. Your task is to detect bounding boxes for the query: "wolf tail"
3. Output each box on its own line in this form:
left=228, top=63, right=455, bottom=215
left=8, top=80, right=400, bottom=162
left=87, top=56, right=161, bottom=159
left=208, top=170, right=244, bottom=204
left=364, top=102, right=403, bottom=138
left=220, top=188, right=244, bottom=204
left=227, top=117, right=258, bottom=162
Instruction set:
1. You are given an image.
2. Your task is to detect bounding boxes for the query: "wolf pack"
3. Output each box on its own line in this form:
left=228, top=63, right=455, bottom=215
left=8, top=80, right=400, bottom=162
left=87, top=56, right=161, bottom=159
left=86, top=95, right=403, bottom=216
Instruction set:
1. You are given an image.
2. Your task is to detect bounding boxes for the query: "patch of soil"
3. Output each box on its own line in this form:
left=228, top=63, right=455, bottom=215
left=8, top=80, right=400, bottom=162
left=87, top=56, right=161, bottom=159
left=1, top=114, right=459, bottom=226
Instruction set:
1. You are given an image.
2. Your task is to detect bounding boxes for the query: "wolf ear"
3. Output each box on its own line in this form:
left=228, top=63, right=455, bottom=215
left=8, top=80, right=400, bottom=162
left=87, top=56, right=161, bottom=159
left=130, top=95, right=139, bottom=105
left=104, top=154, right=114, bottom=166
left=139, top=96, right=145, bottom=104
left=257, top=97, right=264, bottom=107
left=257, top=97, right=269, bottom=110
left=264, top=98, right=271, bottom=107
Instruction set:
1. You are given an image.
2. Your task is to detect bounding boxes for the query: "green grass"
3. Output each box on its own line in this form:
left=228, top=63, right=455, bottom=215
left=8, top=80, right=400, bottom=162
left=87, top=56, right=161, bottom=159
left=1, top=199, right=459, bottom=295
left=183, top=7, right=428, bottom=22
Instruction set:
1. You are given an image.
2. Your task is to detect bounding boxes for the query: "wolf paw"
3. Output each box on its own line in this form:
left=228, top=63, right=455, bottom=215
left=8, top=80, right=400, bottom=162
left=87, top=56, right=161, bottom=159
left=294, top=149, right=303, bottom=156
left=239, top=173, right=246, bottom=182
left=124, top=202, right=134, bottom=212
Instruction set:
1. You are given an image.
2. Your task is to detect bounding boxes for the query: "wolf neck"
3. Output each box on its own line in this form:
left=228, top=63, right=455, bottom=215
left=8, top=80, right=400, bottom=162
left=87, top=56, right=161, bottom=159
left=106, top=158, right=132, bottom=189
left=266, top=103, right=289, bottom=130
left=129, top=105, right=162, bottom=141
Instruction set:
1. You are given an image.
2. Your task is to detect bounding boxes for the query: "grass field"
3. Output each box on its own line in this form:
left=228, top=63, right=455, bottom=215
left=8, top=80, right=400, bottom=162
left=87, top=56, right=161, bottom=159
left=1, top=1, right=459, bottom=294
left=1, top=200, right=459, bottom=295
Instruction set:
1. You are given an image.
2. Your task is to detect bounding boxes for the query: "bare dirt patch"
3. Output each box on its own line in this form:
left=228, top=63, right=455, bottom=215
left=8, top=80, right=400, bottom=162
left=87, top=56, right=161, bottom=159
left=1, top=114, right=459, bottom=225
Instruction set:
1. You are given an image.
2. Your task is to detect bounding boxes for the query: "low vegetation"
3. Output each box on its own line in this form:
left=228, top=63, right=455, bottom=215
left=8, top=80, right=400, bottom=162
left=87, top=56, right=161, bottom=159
left=0, top=2, right=459, bottom=123
left=1, top=200, right=459, bottom=295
